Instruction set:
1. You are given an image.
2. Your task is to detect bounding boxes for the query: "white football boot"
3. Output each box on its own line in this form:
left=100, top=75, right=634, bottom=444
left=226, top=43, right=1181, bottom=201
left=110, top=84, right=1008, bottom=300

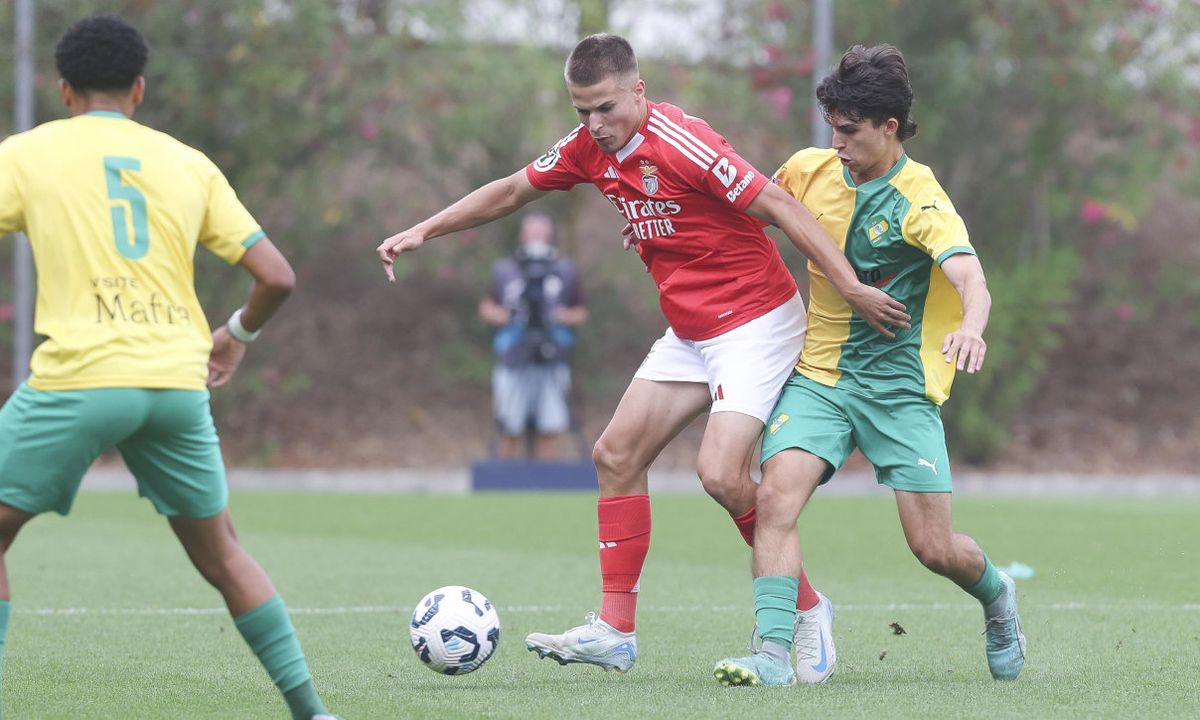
left=526, top=612, right=637, bottom=672
left=792, top=592, right=837, bottom=684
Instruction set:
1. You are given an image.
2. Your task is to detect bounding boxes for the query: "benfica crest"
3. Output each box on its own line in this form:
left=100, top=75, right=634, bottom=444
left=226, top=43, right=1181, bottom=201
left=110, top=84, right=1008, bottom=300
left=639, top=160, right=660, bottom=196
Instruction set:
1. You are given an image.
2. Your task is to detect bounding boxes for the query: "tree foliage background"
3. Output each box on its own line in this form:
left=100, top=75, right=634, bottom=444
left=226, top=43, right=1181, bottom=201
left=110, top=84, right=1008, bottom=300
left=2, top=0, right=1198, bottom=469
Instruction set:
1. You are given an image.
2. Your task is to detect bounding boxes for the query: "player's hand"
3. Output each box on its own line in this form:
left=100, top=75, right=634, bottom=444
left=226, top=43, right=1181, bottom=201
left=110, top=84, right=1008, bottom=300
left=207, top=326, right=247, bottom=388
left=621, top=223, right=638, bottom=250
left=620, top=224, right=649, bottom=272
left=847, top=285, right=910, bottom=339
left=375, top=228, right=427, bottom=282
left=942, top=329, right=986, bottom=373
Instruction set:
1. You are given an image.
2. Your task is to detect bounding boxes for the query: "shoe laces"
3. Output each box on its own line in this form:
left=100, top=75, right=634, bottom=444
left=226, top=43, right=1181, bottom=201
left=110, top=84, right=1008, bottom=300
left=749, top=618, right=821, bottom=661
left=580, top=611, right=615, bottom=636
left=983, top=612, right=1017, bottom=651
left=748, top=624, right=762, bottom=654
left=792, top=614, right=821, bottom=663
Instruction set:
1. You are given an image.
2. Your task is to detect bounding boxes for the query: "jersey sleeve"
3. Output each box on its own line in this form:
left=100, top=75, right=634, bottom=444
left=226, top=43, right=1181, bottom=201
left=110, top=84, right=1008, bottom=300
left=0, top=138, right=26, bottom=235
left=903, top=186, right=974, bottom=264
left=197, top=157, right=264, bottom=265
left=667, top=117, right=769, bottom=212
left=525, top=126, right=589, bottom=192
left=771, top=151, right=809, bottom=200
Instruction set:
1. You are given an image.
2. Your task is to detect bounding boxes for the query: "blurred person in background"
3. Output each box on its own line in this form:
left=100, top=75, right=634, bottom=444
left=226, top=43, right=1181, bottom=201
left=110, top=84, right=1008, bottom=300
left=713, top=44, right=1024, bottom=688
left=0, top=15, right=335, bottom=719
left=479, top=211, right=588, bottom=460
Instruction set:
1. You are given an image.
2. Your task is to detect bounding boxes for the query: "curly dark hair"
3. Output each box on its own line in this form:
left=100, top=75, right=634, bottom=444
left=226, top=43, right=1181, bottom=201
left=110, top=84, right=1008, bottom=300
left=816, top=44, right=918, bottom=141
left=565, top=33, right=639, bottom=87
left=54, top=15, right=148, bottom=92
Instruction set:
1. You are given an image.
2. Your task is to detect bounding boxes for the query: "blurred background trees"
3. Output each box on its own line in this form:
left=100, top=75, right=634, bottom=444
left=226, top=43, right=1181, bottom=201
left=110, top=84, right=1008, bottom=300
left=2, top=0, right=1198, bottom=469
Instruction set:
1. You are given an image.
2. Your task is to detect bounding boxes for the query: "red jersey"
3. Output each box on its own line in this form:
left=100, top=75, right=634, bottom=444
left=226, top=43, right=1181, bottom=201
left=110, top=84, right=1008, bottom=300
left=525, top=100, right=797, bottom=341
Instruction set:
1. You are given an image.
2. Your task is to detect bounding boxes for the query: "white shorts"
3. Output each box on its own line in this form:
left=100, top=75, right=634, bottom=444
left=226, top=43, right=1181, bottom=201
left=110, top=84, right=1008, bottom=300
left=633, top=293, right=807, bottom=423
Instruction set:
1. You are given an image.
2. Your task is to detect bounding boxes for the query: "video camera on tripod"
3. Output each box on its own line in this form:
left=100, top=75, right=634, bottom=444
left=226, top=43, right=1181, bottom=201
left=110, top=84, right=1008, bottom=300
left=513, top=243, right=562, bottom=365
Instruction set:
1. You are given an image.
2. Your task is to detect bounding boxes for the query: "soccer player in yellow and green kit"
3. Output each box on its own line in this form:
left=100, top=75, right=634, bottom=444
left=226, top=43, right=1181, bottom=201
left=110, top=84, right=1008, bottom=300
left=713, top=44, right=1025, bottom=688
left=0, top=15, right=336, bottom=719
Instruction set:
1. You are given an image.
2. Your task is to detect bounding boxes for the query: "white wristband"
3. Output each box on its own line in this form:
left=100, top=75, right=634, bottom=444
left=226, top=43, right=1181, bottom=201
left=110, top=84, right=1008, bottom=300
left=226, top=308, right=261, bottom=343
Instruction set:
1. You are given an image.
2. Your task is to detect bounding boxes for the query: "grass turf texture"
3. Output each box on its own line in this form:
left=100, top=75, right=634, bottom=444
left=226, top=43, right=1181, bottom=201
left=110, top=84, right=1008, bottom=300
left=7, top=490, right=1199, bottom=719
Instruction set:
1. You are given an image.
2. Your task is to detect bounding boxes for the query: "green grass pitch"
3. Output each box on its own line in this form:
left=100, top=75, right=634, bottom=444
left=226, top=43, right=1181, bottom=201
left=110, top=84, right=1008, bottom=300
left=6, top=490, right=1199, bottom=719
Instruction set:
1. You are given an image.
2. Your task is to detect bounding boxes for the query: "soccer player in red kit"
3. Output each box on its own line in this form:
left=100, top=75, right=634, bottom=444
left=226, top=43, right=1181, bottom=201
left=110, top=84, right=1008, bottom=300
left=376, top=34, right=908, bottom=680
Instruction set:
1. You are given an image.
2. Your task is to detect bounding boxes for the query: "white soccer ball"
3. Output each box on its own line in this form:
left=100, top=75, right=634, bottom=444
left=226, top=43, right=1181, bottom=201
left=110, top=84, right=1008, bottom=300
left=409, top=585, right=501, bottom=675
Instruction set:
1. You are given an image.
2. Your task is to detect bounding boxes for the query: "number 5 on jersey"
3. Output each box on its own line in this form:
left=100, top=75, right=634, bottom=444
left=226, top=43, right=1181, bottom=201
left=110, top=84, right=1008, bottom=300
left=104, top=156, right=150, bottom=259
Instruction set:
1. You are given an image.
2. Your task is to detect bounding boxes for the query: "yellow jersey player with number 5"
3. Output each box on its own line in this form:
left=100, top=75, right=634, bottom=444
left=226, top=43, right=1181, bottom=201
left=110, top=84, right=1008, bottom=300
left=0, top=15, right=336, bottom=719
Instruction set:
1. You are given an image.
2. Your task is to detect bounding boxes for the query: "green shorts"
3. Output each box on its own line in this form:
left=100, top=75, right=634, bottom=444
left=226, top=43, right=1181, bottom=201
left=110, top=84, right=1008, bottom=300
left=0, top=383, right=228, bottom=517
left=761, top=374, right=953, bottom=492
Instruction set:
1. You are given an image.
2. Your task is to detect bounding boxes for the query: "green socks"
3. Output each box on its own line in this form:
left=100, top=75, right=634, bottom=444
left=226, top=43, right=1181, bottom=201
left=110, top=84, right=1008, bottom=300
left=234, top=595, right=326, bottom=720
left=966, top=555, right=1004, bottom=606
left=754, top=576, right=798, bottom=649
left=283, top=680, right=326, bottom=720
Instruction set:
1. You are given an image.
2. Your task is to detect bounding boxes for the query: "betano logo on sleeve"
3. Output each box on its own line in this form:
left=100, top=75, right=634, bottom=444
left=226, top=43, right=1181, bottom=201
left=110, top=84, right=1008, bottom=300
left=866, top=215, right=890, bottom=244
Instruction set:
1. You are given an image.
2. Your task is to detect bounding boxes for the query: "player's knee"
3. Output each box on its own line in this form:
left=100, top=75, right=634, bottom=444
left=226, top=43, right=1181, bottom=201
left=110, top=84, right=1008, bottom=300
left=911, top=541, right=953, bottom=576
left=696, top=463, right=742, bottom=504
left=754, top=478, right=801, bottom=527
left=185, top=535, right=245, bottom=587
left=591, top=437, right=615, bottom=471
left=592, top=437, right=638, bottom=489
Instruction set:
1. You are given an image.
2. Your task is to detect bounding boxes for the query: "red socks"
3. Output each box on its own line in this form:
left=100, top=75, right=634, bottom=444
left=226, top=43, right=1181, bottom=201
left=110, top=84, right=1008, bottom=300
left=596, top=499, right=820, bottom=634
left=732, top=505, right=757, bottom=546
left=597, top=495, right=651, bottom=633
left=795, top=568, right=820, bottom=612
left=730, top=505, right=820, bottom=612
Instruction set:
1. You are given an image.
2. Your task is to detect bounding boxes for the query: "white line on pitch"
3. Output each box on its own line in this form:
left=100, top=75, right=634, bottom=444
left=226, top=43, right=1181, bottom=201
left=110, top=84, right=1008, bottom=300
left=20, top=601, right=1200, bottom=616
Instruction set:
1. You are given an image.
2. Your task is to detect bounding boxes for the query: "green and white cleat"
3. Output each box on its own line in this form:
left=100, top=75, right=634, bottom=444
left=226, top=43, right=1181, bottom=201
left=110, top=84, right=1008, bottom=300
left=714, top=651, right=797, bottom=687
left=983, top=571, right=1027, bottom=680
left=525, top=612, right=637, bottom=673
left=793, top=592, right=837, bottom=684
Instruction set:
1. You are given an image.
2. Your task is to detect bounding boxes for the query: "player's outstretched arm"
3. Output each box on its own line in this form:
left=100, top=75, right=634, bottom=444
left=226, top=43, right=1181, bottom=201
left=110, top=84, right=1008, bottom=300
left=939, top=253, right=991, bottom=374
left=209, top=237, right=295, bottom=388
left=376, top=169, right=547, bottom=282
left=747, top=182, right=910, bottom=338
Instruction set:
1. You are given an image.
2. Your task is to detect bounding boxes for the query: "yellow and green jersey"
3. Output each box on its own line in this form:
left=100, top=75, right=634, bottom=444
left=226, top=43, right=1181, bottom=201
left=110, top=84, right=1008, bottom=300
left=0, top=111, right=262, bottom=391
left=774, top=148, right=974, bottom=405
